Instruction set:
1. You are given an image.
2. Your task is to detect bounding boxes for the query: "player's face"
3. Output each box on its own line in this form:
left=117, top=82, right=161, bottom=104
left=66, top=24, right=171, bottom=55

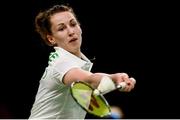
left=48, top=11, right=82, bottom=57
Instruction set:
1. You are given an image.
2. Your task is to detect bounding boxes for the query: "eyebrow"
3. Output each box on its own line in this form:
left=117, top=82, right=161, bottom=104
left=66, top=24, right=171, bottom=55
left=57, top=18, right=75, bottom=26
left=57, top=23, right=64, bottom=27
left=70, top=19, right=76, bottom=23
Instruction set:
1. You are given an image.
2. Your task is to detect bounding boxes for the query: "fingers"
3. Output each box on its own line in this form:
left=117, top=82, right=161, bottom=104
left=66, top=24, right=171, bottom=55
left=130, top=77, right=136, bottom=84
left=116, top=73, right=136, bottom=92
left=123, top=77, right=136, bottom=92
left=113, top=73, right=136, bottom=92
left=115, top=73, right=129, bottom=83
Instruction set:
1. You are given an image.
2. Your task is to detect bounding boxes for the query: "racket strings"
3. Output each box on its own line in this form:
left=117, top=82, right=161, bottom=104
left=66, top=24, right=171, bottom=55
left=89, top=95, right=100, bottom=111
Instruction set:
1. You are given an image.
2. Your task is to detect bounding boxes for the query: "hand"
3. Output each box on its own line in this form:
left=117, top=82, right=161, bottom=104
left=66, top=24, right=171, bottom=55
left=111, top=73, right=136, bottom=92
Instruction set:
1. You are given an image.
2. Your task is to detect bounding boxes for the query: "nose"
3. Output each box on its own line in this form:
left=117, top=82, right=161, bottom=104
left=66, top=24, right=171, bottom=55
left=67, top=26, right=75, bottom=37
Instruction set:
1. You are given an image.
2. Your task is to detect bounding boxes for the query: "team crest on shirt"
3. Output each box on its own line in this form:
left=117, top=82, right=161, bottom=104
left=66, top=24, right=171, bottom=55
left=49, top=52, right=59, bottom=62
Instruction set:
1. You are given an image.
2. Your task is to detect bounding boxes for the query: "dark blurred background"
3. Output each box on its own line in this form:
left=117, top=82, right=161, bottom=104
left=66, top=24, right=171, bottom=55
left=1, top=0, right=179, bottom=119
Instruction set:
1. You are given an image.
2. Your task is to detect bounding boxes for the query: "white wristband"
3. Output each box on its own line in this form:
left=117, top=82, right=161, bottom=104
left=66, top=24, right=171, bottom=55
left=95, top=76, right=116, bottom=95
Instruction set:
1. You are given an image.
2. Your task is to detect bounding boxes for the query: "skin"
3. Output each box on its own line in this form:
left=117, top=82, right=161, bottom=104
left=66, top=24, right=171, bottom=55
left=47, top=12, right=82, bottom=57
left=47, top=11, right=136, bottom=91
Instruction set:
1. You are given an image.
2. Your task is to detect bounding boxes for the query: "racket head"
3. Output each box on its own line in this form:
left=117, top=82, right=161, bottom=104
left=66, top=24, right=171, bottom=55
left=70, top=81, right=111, bottom=118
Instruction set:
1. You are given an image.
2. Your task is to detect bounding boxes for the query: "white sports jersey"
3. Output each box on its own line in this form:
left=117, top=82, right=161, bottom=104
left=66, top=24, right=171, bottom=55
left=29, top=47, right=93, bottom=119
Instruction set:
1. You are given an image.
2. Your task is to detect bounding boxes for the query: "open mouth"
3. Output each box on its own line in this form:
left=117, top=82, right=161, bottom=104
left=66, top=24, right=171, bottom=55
left=69, top=38, right=78, bottom=42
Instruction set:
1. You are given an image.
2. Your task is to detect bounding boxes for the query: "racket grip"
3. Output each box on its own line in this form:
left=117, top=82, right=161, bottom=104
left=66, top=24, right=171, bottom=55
left=117, top=82, right=126, bottom=91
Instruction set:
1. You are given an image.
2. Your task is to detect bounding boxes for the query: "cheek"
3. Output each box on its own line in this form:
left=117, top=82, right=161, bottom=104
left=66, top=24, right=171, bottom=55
left=59, top=39, right=68, bottom=45
left=76, top=26, right=82, bottom=35
left=77, top=29, right=82, bottom=38
left=79, top=28, right=82, bottom=34
left=55, top=33, right=67, bottom=43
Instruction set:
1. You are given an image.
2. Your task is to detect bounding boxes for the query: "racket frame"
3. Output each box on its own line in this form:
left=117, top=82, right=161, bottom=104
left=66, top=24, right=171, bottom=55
left=70, top=81, right=111, bottom=118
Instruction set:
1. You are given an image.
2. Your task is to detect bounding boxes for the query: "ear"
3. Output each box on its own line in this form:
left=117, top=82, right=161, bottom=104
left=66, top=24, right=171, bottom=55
left=47, top=34, right=56, bottom=45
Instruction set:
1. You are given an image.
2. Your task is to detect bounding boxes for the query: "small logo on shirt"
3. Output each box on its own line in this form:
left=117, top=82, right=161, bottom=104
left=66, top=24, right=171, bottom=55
left=49, top=52, right=59, bottom=62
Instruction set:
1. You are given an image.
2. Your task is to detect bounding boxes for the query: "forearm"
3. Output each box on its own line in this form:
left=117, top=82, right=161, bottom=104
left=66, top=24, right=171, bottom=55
left=63, top=68, right=135, bottom=93
left=89, top=73, right=122, bottom=86
left=88, top=73, right=135, bottom=94
left=63, top=68, right=112, bottom=88
left=63, top=68, right=104, bottom=86
left=87, top=73, right=110, bottom=88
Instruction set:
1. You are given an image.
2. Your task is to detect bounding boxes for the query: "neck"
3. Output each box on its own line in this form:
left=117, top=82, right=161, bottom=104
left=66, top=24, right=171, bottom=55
left=71, top=50, right=82, bottom=58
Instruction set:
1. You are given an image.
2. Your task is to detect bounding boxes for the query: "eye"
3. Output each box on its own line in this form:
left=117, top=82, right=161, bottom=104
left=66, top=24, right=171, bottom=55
left=57, top=23, right=66, bottom=31
left=70, top=20, right=77, bottom=27
left=58, top=24, right=66, bottom=31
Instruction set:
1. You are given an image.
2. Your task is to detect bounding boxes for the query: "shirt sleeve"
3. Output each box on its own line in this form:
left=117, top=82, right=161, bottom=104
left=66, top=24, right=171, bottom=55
left=53, top=60, right=81, bottom=84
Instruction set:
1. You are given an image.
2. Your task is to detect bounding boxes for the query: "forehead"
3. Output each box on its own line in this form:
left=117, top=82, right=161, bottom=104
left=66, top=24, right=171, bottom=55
left=50, top=11, right=76, bottom=24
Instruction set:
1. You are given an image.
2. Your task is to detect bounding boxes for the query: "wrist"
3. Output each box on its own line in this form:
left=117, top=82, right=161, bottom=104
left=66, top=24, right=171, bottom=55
left=96, top=76, right=116, bottom=95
